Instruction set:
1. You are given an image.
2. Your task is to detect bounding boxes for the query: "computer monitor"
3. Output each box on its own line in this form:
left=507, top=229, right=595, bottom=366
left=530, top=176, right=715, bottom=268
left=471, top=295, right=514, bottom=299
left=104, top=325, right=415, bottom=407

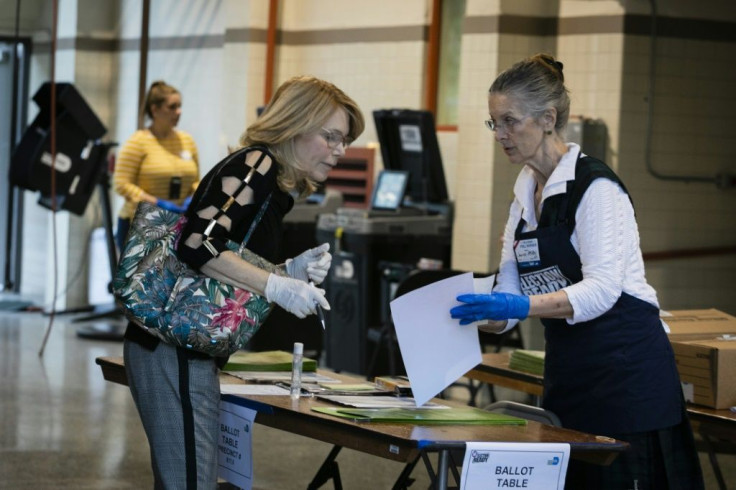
left=372, top=109, right=448, bottom=205
left=371, top=170, right=409, bottom=211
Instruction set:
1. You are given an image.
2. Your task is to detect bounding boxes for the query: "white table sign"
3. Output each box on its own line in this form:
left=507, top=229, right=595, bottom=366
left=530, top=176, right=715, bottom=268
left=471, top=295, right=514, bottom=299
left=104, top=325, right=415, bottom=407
left=460, top=442, right=570, bottom=490
left=218, top=400, right=256, bottom=490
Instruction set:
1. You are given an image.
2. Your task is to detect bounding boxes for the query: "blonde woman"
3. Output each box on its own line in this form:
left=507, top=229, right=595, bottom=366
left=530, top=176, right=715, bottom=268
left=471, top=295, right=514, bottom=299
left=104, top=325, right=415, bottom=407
left=123, top=76, right=365, bottom=489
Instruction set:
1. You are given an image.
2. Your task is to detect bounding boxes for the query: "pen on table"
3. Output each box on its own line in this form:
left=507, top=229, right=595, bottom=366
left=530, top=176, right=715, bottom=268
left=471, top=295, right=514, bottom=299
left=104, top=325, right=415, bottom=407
left=310, top=281, right=327, bottom=330
left=277, top=382, right=314, bottom=397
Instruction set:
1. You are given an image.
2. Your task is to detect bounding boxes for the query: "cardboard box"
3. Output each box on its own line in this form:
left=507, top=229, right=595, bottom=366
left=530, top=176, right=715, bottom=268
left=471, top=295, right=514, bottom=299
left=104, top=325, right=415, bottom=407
left=661, top=309, right=736, bottom=409
left=661, top=308, right=736, bottom=341
left=670, top=339, right=736, bottom=408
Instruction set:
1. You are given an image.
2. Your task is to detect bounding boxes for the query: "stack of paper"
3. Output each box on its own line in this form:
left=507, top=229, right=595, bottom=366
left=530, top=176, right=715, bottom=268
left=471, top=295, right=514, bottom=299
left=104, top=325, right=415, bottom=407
left=509, top=349, right=545, bottom=376
left=317, top=383, right=385, bottom=395
left=317, top=395, right=444, bottom=409
left=313, top=406, right=528, bottom=425
left=224, top=350, right=317, bottom=372
left=226, top=371, right=337, bottom=384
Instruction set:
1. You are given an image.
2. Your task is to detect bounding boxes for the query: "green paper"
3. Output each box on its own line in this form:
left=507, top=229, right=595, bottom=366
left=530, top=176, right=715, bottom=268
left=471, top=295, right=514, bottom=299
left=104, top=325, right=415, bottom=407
left=224, top=350, right=317, bottom=372
left=509, top=349, right=545, bottom=376
left=312, top=406, right=528, bottom=425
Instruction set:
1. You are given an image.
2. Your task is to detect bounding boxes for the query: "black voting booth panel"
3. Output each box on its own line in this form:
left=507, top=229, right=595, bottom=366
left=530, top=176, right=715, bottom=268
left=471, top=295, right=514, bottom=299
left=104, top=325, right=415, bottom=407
left=318, top=108, right=453, bottom=376
left=10, top=82, right=108, bottom=215
left=10, top=82, right=122, bottom=336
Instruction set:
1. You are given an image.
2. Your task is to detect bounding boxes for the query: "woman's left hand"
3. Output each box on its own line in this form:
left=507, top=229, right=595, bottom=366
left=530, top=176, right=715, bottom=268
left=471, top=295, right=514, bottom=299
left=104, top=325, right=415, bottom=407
left=285, top=243, right=332, bottom=284
left=450, top=292, right=530, bottom=325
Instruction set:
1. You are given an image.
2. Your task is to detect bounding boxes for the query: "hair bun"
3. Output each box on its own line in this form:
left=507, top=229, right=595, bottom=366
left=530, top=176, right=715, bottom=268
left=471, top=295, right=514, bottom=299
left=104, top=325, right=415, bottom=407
left=535, top=54, right=564, bottom=77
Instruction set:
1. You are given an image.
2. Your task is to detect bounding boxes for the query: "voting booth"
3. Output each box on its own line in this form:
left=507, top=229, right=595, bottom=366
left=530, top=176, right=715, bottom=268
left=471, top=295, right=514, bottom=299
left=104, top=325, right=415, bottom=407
left=10, top=82, right=108, bottom=215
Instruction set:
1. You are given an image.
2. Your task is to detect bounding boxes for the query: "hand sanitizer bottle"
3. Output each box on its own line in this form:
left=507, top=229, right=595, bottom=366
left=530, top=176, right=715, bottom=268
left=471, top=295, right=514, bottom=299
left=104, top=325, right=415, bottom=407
left=290, top=342, right=304, bottom=400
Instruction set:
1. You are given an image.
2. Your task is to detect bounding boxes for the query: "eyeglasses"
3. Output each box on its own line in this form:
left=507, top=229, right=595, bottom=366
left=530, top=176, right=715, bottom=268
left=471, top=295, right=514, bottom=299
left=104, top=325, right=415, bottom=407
left=484, top=116, right=525, bottom=134
left=319, top=128, right=353, bottom=149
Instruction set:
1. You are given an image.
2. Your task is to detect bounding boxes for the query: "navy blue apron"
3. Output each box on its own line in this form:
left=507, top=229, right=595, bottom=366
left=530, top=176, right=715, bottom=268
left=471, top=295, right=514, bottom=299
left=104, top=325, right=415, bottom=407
left=514, top=155, right=683, bottom=436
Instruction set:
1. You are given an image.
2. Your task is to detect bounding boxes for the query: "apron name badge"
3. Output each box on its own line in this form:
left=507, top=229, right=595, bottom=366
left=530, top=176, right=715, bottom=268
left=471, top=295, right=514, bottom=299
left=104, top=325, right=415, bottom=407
left=515, top=238, right=541, bottom=268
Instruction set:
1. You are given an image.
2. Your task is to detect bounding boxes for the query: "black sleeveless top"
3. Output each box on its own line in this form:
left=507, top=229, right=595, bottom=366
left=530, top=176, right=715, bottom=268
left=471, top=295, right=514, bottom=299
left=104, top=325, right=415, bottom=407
left=177, top=146, right=294, bottom=269
left=125, top=147, right=294, bottom=361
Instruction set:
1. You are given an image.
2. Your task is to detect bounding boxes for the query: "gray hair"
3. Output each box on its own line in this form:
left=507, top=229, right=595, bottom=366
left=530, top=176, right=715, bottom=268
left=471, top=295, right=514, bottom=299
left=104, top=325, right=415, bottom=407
left=489, top=53, right=570, bottom=132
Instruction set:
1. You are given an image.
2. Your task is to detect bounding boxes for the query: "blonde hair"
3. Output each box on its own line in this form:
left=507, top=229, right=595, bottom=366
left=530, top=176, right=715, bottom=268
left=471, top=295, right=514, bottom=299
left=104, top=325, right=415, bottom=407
left=240, top=76, right=365, bottom=197
left=490, top=53, right=570, bottom=133
left=141, top=80, right=180, bottom=120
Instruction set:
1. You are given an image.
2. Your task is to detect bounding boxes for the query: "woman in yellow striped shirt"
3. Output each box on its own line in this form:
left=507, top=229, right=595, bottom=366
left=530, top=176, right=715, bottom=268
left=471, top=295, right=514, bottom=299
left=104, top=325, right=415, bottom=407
left=113, top=80, right=199, bottom=248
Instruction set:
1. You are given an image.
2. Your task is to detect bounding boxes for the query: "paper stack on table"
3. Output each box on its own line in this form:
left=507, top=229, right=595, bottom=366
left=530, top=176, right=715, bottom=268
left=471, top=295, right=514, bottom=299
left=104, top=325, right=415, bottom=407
left=317, top=395, right=447, bottom=409
left=509, top=349, right=545, bottom=376
left=313, top=406, right=528, bottom=424
left=224, top=350, right=317, bottom=372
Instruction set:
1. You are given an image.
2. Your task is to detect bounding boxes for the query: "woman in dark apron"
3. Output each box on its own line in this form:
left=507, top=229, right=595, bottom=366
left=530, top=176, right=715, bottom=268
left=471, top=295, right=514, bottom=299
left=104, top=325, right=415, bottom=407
left=450, top=54, right=703, bottom=489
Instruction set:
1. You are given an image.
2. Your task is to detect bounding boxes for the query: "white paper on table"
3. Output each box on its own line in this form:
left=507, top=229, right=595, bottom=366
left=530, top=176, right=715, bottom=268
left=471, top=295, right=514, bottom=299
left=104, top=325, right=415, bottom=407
left=317, top=395, right=449, bottom=409
left=225, top=371, right=339, bottom=384
left=390, top=272, right=481, bottom=406
left=218, top=401, right=257, bottom=490
left=460, top=442, right=570, bottom=490
left=220, top=384, right=291, bottom=396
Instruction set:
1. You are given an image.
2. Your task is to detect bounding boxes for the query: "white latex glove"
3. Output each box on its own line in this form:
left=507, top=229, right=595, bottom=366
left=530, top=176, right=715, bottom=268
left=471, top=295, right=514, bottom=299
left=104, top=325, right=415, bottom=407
left=264, top=273, right=331, bottom=319
left=285, top=243, right=332, bottom=285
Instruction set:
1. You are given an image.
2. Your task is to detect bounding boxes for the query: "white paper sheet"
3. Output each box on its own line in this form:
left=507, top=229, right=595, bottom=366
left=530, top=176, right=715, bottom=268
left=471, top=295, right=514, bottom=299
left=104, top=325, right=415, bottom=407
left=390, top=272, right=481, bottom=406
left=317, top=395, right=449, bottom=409
left=225, top=371, right=339, bottom=384
left=220, top=384, right=291, bottom=396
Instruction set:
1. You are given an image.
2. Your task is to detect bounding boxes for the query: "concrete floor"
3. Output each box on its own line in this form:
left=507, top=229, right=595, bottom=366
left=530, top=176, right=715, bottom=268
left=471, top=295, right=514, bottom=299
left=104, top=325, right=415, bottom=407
left=0, top=305, right=733, bottom=489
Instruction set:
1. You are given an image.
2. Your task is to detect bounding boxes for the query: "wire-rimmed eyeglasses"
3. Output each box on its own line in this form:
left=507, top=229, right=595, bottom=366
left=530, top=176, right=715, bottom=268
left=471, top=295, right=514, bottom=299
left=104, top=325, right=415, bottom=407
left=319, top=128, right=353, bottom=149
left=484, top=116, right=525, bottom=134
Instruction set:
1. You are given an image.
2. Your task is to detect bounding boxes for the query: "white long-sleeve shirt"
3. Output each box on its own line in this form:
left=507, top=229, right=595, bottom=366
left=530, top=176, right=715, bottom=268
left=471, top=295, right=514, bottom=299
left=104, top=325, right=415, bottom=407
left=495, top=143, right=659, bottom=326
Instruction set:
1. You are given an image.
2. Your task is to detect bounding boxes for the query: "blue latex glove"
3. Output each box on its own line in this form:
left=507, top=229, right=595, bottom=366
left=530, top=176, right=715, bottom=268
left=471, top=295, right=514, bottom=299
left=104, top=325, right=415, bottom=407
left=181, top=195, right=193, bottom=212
left=450, top=292, right=530, bottom=325
left=156, top=198, right=184, bottom=213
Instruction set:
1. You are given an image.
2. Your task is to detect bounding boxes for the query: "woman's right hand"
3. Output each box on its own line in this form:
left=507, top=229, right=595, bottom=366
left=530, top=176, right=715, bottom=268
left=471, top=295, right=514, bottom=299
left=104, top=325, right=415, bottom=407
left=285, top=243, right=331, bottom=284
left=450, top=292, right=530, bottom=324
left=264, top=274, right=331, bottom=318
